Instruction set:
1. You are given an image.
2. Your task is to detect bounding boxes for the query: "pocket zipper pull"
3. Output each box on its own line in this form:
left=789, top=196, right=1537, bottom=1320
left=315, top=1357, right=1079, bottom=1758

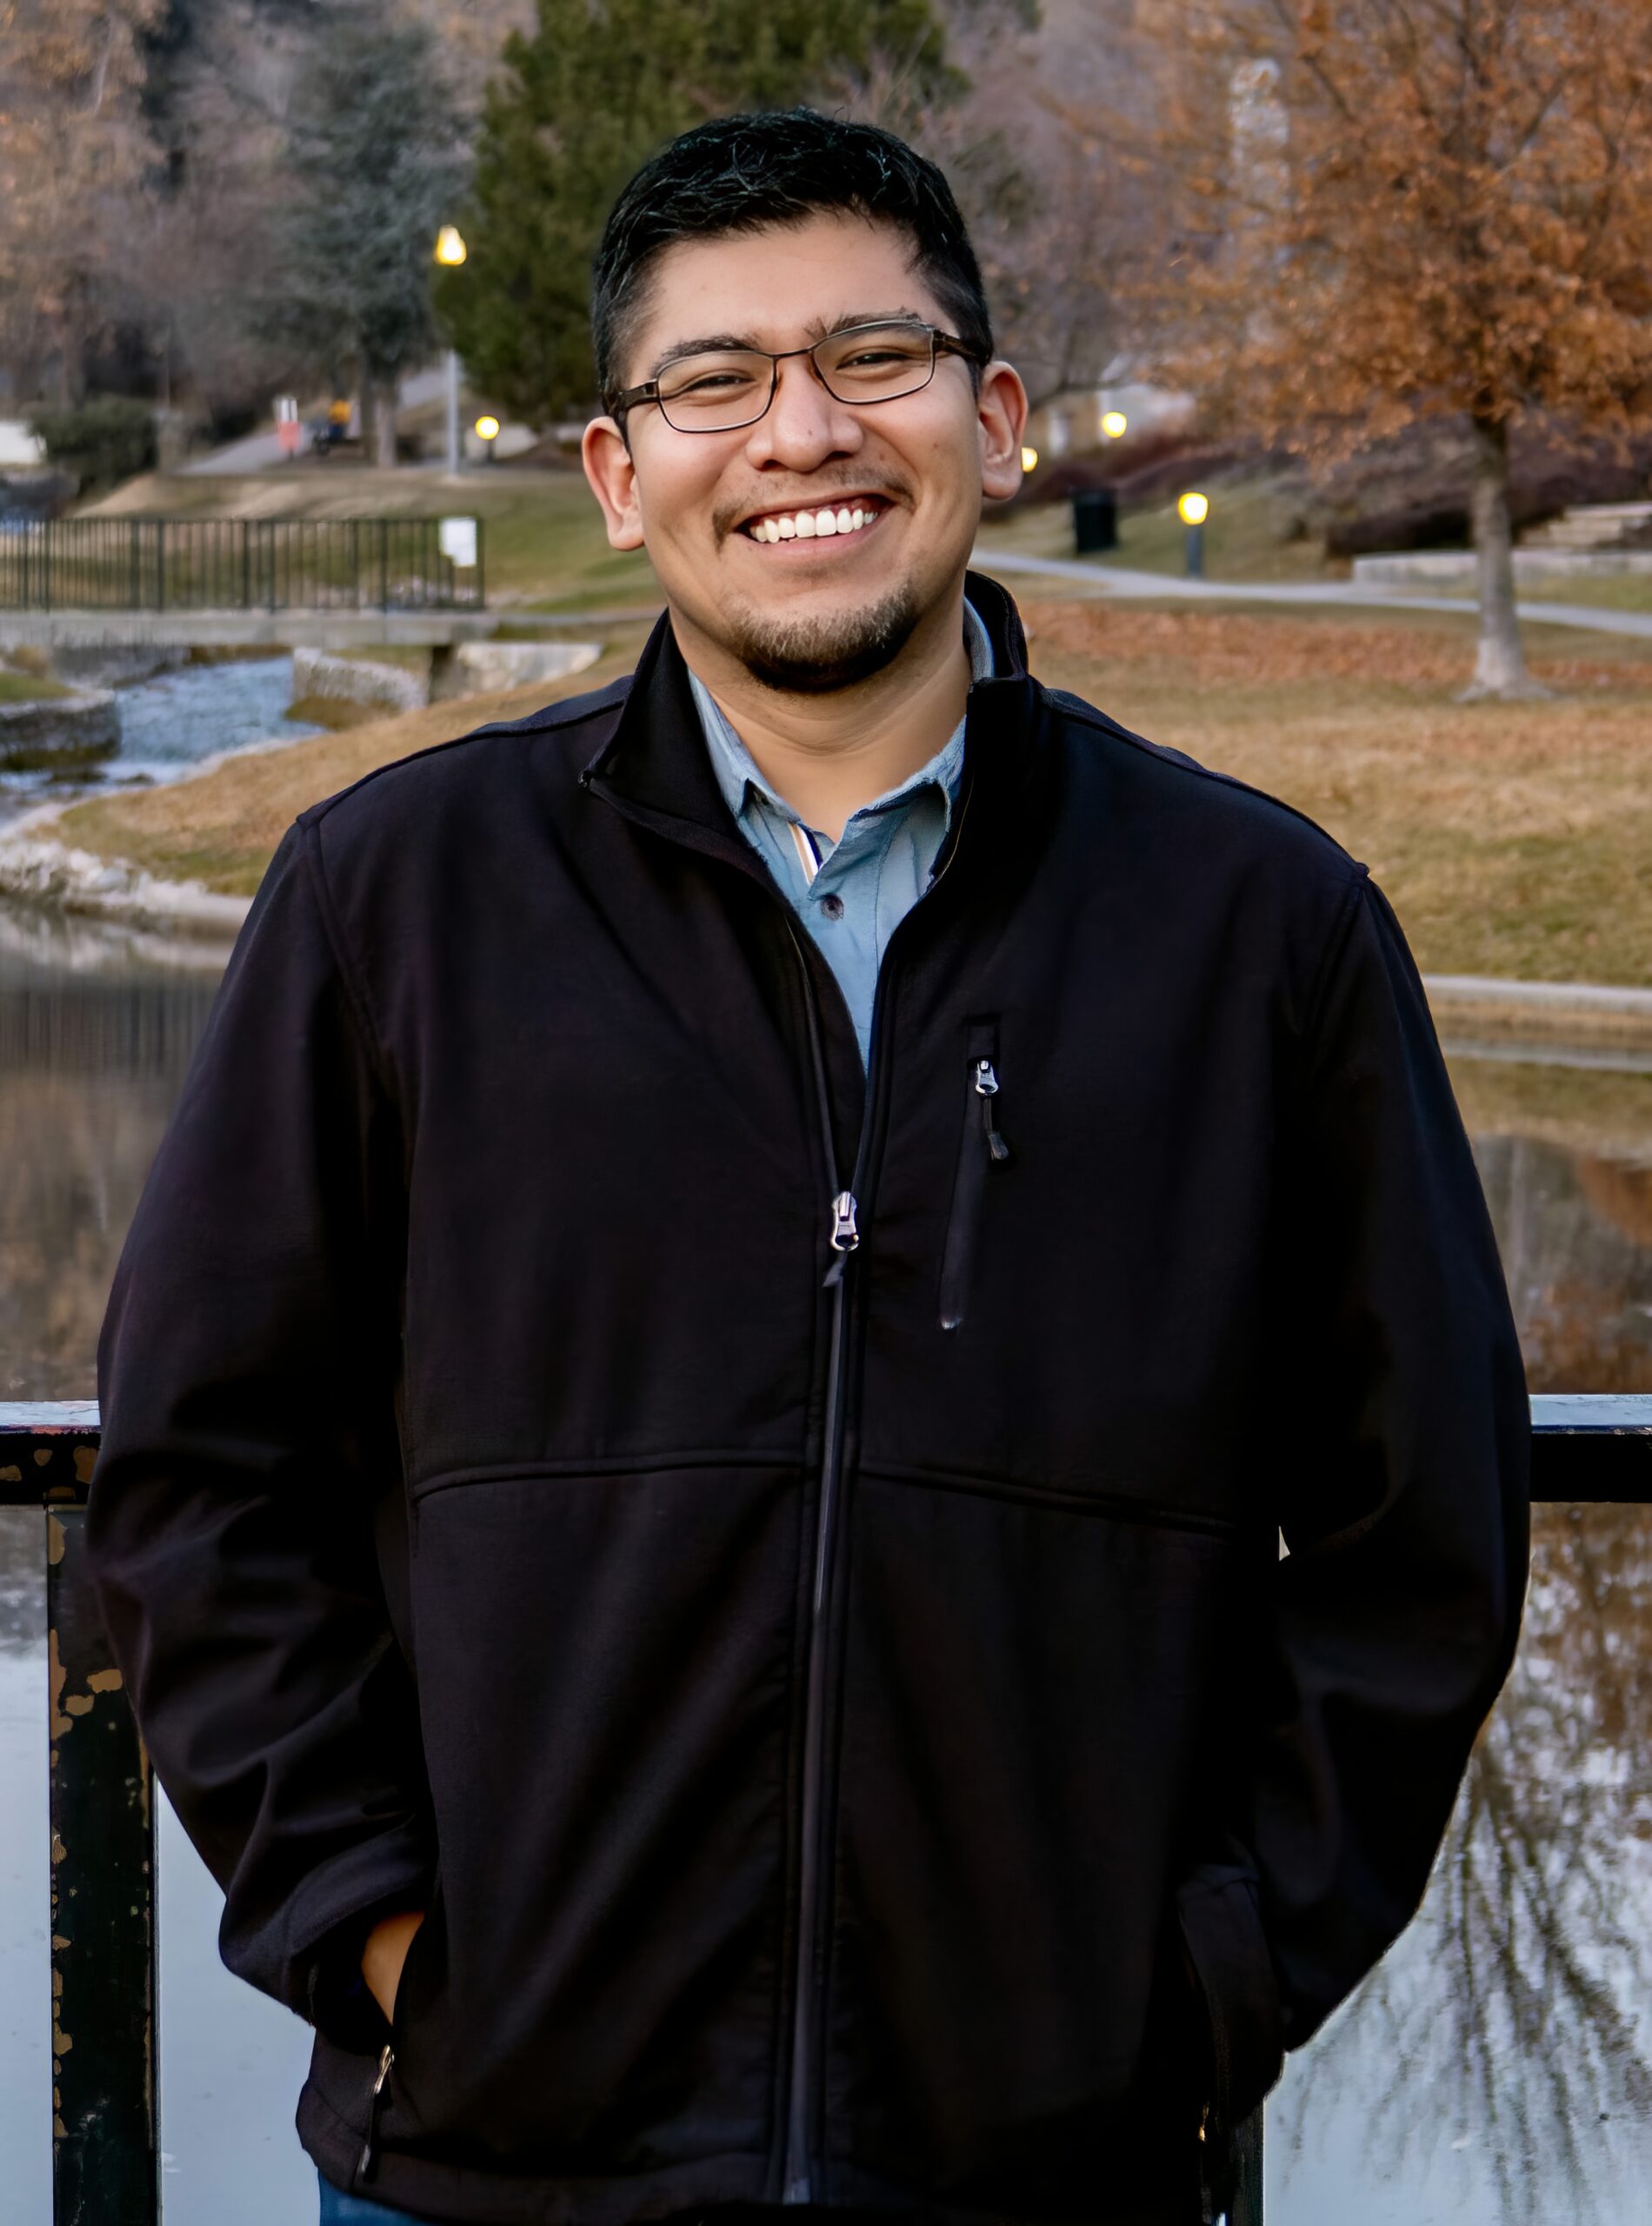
left=974, top=1060, right=1010, bottom=1163
left=357, top=2043, right=395, bottom=2182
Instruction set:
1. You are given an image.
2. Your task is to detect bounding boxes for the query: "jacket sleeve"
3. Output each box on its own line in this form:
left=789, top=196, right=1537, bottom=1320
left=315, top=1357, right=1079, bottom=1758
left=88, top=816, right=435, bottom=2049
left=1176, top=867, right=1531, bottom=2127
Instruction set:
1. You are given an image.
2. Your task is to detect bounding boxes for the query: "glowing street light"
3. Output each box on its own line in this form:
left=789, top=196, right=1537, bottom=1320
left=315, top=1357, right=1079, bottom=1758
left=1102, top=410, right=1129, bottom=440
left=1020, top=444, right=1039, bottom=474
left=1177, top=490, right=1209, bottom=576
left=435, top=228, right=470, bottom=473
left=475, top=414, right=501, bottom=463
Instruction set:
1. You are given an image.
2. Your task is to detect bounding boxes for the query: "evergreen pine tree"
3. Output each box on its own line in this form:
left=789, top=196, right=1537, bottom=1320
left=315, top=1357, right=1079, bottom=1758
left=436, top=0, right=951, bottom=423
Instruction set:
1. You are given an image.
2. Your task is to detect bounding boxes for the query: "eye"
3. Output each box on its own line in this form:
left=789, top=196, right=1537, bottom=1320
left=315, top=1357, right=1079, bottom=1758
left=670, top=370, right=759, bottom=397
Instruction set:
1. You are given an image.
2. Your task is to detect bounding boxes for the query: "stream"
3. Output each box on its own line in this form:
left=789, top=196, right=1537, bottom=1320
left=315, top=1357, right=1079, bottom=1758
left=0, top=654, right=323, bottom=830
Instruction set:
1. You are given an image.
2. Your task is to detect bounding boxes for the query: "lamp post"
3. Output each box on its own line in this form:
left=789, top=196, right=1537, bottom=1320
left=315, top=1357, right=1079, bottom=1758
left=434, top=225, right=468, bottom=476
left=1102, top=410, right=1128, bottom=441
left=1177, top=490, right=1209, bottom=578
left=475, top=415, right=501, bottom=464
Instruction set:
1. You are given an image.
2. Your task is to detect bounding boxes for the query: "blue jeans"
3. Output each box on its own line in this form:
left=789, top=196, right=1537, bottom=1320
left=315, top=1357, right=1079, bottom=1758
left=317, top=2167, right=444, bottom=2223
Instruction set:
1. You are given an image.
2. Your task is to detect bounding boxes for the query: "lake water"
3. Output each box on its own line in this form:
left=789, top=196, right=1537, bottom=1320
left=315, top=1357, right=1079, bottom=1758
left=3, top=899, right=1650, bottom=2222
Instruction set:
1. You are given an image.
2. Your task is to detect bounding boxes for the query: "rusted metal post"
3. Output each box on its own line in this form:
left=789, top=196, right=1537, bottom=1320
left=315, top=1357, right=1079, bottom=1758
left=1227, top=2108, right=1263, bottom=2226
left=35, top=1425, right=159, bottom=2226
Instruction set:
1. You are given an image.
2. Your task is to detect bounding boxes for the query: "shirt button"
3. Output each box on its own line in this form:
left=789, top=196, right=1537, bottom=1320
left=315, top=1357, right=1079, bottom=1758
left=818, top=891, right=845, bottom=920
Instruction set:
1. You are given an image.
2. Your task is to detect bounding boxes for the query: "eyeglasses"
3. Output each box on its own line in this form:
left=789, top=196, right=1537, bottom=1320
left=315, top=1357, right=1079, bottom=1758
left=610, top=318, right=988, bottom=433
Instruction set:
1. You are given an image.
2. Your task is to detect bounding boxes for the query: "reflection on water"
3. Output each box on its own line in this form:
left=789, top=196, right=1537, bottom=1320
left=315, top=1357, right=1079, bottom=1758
left=0, top=903, right=225, bottom=1401
left=1269, top=1504, right=1652, bottom=2224
left=5, top=909, right=1650, bottom=1397
left=3, top=909, right=1652, bottom=2217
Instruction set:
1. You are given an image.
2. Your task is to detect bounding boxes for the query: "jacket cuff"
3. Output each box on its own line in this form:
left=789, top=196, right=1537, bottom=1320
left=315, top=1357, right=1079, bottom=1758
left=1175, top=1865, right=1284, bottom=2129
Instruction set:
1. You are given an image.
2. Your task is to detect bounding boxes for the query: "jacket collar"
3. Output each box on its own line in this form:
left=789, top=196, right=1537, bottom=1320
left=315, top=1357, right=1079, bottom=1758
left=579, top=569, right=1035, bottom=869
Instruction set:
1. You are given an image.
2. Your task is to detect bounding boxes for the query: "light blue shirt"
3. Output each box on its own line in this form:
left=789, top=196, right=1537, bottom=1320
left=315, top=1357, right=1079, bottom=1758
left=689, top=601, right=994, bottom=1066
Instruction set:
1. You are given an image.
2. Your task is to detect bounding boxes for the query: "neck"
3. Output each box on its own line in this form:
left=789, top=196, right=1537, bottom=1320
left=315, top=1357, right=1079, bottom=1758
left=676, top=586, right=972, bottom=843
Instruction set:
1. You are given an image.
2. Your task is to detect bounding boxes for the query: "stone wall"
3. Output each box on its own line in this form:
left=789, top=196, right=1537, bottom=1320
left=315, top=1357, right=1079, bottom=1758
left=0, top=690, right=120, bottom=772
left=290, top=647, right=428, bottom=715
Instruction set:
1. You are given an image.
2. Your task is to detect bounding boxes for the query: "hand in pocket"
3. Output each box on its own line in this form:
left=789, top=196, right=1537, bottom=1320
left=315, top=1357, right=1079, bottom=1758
left=362, top=1908, right=427, bottom=2025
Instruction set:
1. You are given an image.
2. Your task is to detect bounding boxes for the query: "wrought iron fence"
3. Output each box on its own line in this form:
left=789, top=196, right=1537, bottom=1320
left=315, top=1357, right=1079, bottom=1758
left=0, top=517, right=485, bottom=612
left=1, top=1393, right=1646, bottom=2225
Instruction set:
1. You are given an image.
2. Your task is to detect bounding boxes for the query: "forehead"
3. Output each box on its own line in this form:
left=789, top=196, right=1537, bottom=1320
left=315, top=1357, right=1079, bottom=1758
left=623, top=211, right=944, bottom=371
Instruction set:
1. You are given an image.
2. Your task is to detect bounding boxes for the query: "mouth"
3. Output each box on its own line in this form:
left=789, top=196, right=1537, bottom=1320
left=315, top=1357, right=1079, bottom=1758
left=736, top=493, right=893, bottom=547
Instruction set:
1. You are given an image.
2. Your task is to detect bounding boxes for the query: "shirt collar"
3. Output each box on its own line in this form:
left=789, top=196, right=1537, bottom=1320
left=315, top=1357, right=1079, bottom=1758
left=691, top=596, right=994, bottom=836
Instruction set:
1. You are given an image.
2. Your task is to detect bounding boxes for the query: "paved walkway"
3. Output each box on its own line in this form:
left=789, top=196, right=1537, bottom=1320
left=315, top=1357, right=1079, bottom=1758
left=974, top=545, right=1652, bottom=642
left=183, top=368, right=456, bottom=475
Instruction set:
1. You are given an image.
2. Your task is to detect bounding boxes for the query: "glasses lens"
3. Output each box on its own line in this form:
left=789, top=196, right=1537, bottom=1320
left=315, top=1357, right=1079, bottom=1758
left=816, top=323, right=936, bottom=403
left=656, top=351, right=773, bottom=430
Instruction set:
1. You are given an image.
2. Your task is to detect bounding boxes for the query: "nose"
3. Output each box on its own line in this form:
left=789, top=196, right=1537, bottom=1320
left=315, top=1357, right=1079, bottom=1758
left=742, top=351, right=863, bottom=471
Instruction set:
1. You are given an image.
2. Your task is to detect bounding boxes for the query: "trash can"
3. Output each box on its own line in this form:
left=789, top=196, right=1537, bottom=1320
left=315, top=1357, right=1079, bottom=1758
left=1071, top=487, right=1118, bottom=553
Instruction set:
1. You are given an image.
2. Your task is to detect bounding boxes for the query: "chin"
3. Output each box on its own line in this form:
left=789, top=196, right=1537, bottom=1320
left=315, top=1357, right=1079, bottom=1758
left=723, top=583, right=923, bottom=696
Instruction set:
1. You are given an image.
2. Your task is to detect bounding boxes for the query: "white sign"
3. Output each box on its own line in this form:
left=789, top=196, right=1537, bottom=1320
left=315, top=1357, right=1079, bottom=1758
left=438, top=516, right=478, bottom=568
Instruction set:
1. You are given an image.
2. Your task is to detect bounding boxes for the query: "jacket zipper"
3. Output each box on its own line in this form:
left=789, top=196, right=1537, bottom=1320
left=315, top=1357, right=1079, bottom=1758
left=779, top=768, right=978, bottom=2205
left=937, top=1054, right=1009, bottom=1332
left=781, top=926, right=858, bottom=2205
left=356, top=2041, right=394, bottom=2183
left=583, top=714, right=986, bottom=2207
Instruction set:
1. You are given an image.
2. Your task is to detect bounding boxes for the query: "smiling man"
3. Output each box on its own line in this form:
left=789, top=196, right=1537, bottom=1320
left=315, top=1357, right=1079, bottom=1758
left=89, top=110, right=1528, bottom=2226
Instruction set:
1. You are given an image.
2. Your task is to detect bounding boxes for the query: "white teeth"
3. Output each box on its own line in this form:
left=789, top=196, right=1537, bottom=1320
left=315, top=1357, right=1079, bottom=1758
left=748, top=503, right=878, bottom=541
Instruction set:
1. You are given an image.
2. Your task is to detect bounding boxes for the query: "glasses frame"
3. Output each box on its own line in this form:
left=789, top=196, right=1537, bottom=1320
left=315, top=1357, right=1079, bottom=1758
left=609, top=317, right=989, bottom=433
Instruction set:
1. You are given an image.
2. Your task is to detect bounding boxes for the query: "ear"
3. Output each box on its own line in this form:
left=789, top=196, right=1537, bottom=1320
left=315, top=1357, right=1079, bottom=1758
left=582, top=416, right=646, bottom=550
left=976, top=360, right=1030, bottom=505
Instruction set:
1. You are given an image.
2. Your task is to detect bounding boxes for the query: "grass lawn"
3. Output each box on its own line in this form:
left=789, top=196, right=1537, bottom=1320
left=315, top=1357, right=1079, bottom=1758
left=48, top=630, right=651, bottom=896
left=79, top=468, right=662, bottom=613
left=40, top=464, right=1652, bottom=988
left=0, top=670, right=71, bottom=702
left=37, top=592, right=1652, bottom=989
left=977, top=477, right=1344, bottom=586
left=1015, top=599, right=1652, bottom=986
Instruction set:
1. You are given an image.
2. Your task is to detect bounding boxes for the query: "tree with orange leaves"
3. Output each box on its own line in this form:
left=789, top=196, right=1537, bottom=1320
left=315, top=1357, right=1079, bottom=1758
left=1135, top=0, right=1652, bottom=698
left=0, top=0, right=163, bottom=404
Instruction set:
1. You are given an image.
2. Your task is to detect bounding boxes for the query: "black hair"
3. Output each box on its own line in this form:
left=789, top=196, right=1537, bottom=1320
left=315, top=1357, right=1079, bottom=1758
left=591, top=108, right=993, bottom=413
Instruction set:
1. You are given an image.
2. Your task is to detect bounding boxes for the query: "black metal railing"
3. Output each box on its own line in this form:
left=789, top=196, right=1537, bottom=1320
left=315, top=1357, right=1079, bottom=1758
left=0, top=517, right=486, bottom=612
left=2, top=1393, right=1647, bottom=2226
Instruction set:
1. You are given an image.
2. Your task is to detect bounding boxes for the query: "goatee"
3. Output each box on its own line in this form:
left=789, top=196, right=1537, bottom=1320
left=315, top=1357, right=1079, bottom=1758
left=727, top=587, right=921, bottom=696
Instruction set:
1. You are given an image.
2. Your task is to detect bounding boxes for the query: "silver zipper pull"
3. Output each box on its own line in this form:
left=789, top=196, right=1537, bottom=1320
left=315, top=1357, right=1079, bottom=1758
left=823, top=1191, right=860, bottom=1287
left=974, top=1060, right=1010, bottom=1162
left=357, top=2043, right=395, bottom=2180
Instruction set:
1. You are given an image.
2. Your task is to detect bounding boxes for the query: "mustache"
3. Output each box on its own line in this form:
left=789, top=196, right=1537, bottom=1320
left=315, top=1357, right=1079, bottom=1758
left=713, top=481, right=909, bottom=541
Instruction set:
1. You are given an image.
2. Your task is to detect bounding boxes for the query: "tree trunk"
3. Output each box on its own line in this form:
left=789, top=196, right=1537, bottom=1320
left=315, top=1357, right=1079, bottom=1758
left=372, top=376, right=399, bottom=470
left=1462, top=413, right=1547, bottom=701
left=358, top=377, right=376, bottom=460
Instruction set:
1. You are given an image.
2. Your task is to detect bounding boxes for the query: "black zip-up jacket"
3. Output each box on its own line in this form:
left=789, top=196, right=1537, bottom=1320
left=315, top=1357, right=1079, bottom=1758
left=89, top=576, right=1529, bottom=2226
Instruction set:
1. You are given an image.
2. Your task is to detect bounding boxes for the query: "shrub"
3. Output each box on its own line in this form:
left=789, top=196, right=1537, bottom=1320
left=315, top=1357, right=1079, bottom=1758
left=29, top=397, right=157, bottom=493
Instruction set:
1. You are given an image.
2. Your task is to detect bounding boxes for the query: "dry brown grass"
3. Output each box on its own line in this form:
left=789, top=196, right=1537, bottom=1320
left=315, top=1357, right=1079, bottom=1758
left=1020, top=602, right=1652, bottom=986
left=50, top=651, right=631, bottom=896
left=37, top=600, right=1652, bottom=984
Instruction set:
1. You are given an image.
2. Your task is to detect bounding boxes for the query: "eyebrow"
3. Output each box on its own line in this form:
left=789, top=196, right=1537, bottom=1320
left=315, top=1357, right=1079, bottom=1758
left=645, top=308, right=929, bottom=383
